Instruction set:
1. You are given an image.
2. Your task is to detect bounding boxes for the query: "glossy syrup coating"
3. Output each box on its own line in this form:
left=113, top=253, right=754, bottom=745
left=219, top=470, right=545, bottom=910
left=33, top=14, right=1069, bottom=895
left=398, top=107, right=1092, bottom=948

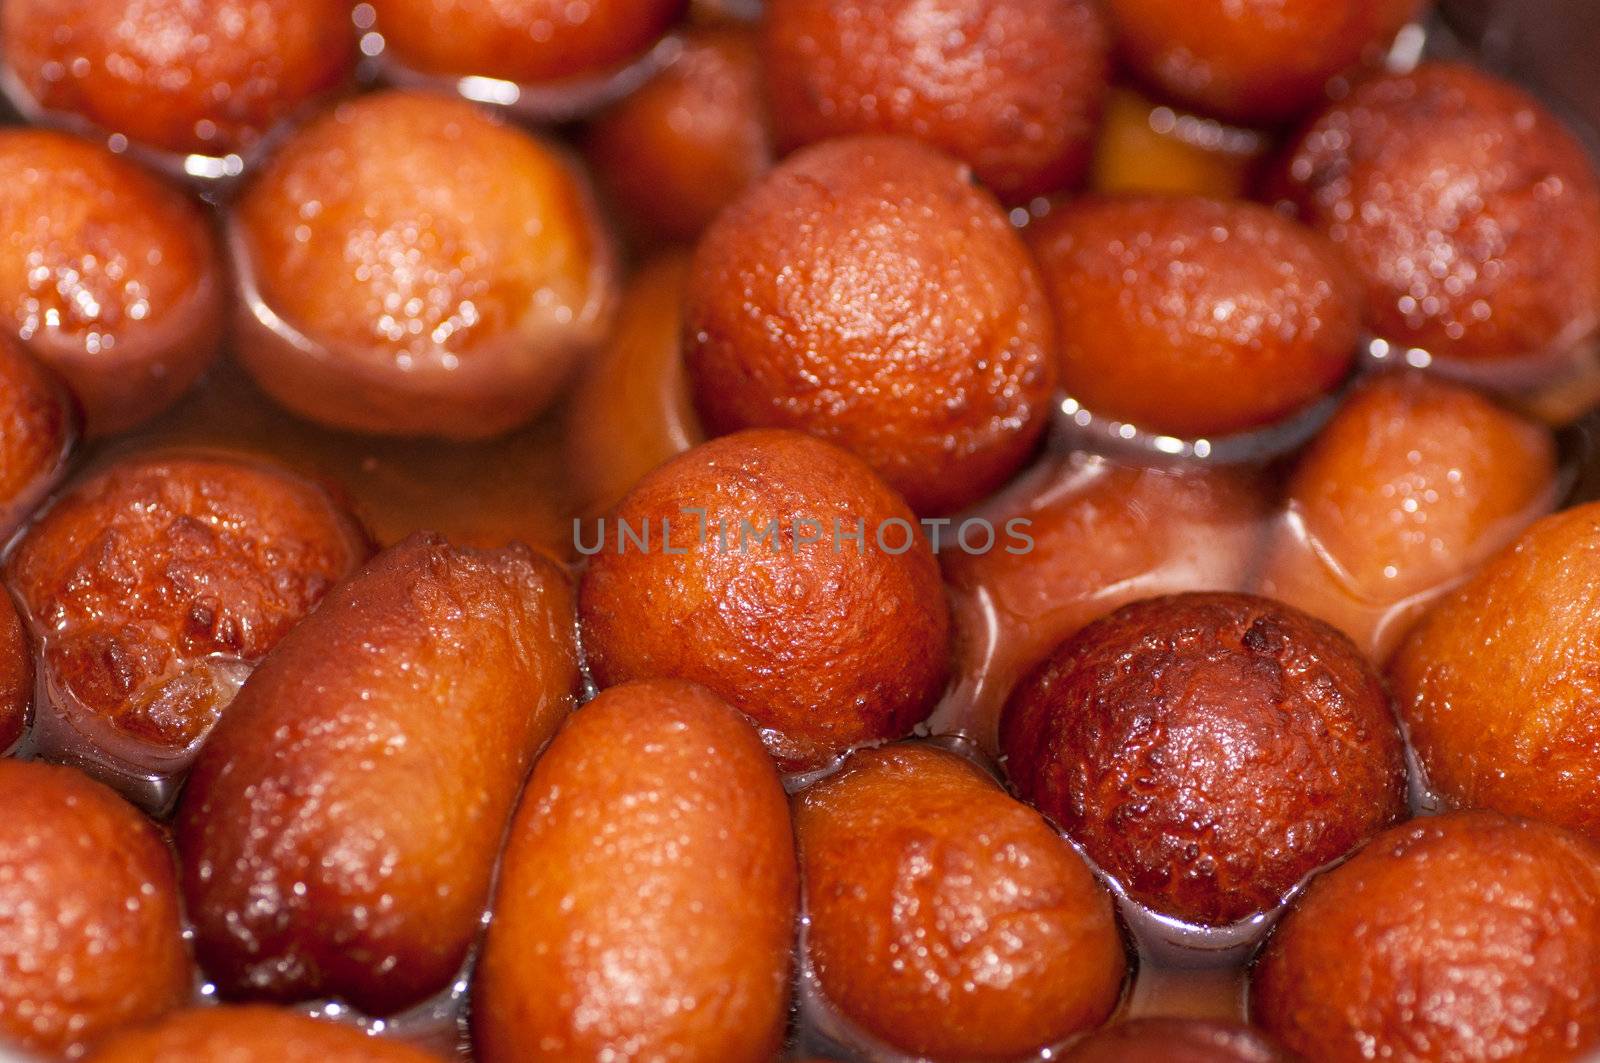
left=585, top=26, right=772, bottom=243
left=0, top=0, right=356, bottom=158
left=0, top=129, right=223, bottom=435
left=1001, top=592, right=1408, bottom=926
left=4, top=452, right=370, bottom=762
left=0, top=335, right=74, bottom=538
left=1259, top=372, right=1558, bottom=660
left=760, top=0, right=1110, bottom=203
left=177, top=533, right=579, bottom=1015
left=564, top=253, right=703, bottom=521
left=472, top=680, right=796, bottom=1063
left=796, top=744, right=1126, bottom=1061
left=1252, top=812, right=1600, bottom=1062
left=940, top=452, right=1268, bottom=755
left=1029, top=194, right=1361, bottom=439
left=0, top=760, right=190, bottom=1056
left=234, top=90, right=618, bottom=439
left=1105, top=0, right=1426, bottom=124
left=0, top=593, right=29, bottom=754
left=685, top=136, right=1057, bottom=514
left=85, top=1006, right=440, bottom=1063
left=1061, top=1019, right=1287, bottom=1063
left=367, top=0, right=687, bottom=84
left=1389, top=502, right=1600, bottom=839
left=578, top=429, right=951, bottom=771
left=1273, top=63, right=1600, bottom=365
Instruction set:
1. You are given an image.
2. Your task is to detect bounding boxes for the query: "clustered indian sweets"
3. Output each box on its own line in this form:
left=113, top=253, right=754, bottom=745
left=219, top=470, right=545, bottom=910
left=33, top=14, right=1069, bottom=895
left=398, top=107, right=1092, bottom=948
left=0, top=0, right=1597, bottom=1061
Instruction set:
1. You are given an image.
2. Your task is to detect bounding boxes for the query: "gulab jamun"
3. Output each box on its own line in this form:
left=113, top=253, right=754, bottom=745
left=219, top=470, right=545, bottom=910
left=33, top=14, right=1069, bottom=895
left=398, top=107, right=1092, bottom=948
left=1028, top=194, right=1361, bottom=439
left=796, top=743, right=1126, bottom=1061
left=1, top=0, right=356, bottom=160
left=1089, top=88, right=1267, bottom=199
left=4, top=452, right=370, bottom=773
left=0, top=129, right=224, bottom=435
left=85, top=1006, right=440, bottom=1063
left=940, top=451, right=1268, bottom=754
left=0, top=760, right=190, bottom=1056
left=1061, top=1019, right=1286, bottom=1063
left=684, top=136, right=1057, bottom=514
left=1002, top=592, right=1407, bottom=926
left=564, top=253, right=702, bottom=521
left=585, top=26, right=772, bottom=243
left=0, top=592, right=29, bottom=755
left=1105, top=0, right=1426, bottom=124
left=177, top=533, right=579, bottom=1015
left=367, top=0, right=687, bottom=86
left=233, top=90, right=618, bottom=439
left=761, top=0, right=1110, bottom=203
left=0, top=334, right=74, bottom=537
left=1389, top=502, right=1600, bottom=839
left=1252, top=811, right=1600, bottom=1062
left=577, top=429, right=952, bottom=771
left=472, top=680, right=795, bottom=1063
left=1259, top=371, right=1558, bottom=660
left=1273, top=62, right=1600, bottom=366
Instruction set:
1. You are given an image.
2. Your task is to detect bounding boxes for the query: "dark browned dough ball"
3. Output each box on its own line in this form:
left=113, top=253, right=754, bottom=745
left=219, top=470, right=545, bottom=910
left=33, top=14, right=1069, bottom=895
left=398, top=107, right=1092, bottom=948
left=368, top=0, right=687, bottom=85
left=761, top=0, right=1111, bottom=203
left=0, top=130, right=224, bottom=435
left=796, top=744, right=1126, bottom=1061
left=1, top=0, right=355, bottom=158
left=177, top=534, right=579, bottom=1015
left=1389, top=502, right=1600, bottom=840
left=1273, top=62, right=1600, bottom=366
left=577, top=429, right=951, bottom=771
left=0, top=760, right=191, bottom=1056
left=586, top=26, right=772, bottom=243
left=1105, top=0, right=1427, bottom=124
left=234, top=90, right=618, bottom=439
left=685, top=136, right=1057, bottom=514
left=0, top=335, right=74, bottom=537
left=1061, top=1019, right=1287, bottom=1062
left=1252, top=812, right=1600, bottom=1062
left=1001, top=592, right=1407, bottom=926
left=1028, top=194, right=1361, bottom=438
left=4, top=453, right=370, bottom=765
left=86, top=1006, right=440, bottom=1062
left=0, top=593, right=28, bottom=754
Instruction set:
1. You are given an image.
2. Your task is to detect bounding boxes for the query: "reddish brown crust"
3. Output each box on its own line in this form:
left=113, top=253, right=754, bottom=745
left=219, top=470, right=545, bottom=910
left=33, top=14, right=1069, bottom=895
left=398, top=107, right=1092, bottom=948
left=796, top=744, right=1126, bottom=1061
left=0, top=592, right=30, bottom=753
left=586, top=26, right=771, bottom=242
left=563, top=253, right=703, bottom=521
left=1028, top=194, right=1361, bottom=438
left=1273, top=62, right=1600, bottom=363
left=577, top=429, right=952, bottom=770
left=1106, top=0, right=1426, bottom=123
left=1389, top=503, right=1600, bottom=839
left=0, top=760, right=191, bottom=1056
left=684, top=136, right=1057, bottom=514
left=85, top=1006, right=440, bottom=1062
left=1001, top=592, right=1408, bottom=926
left=368, top=0, right=688, bottom=84
left=1251, top=812, right=1600, bottom=1063
left=0, top=129, right=223, bottom=435
left=1259, top=372, right=1557, bottom=659
left=471, top=679, right=796, bottom=1063
left=1061, top=1019, right=1287, bottom=1062
left=235, top=90, right=617, bottom=439
left=0, top=335, right=74, bottom=537
left=176, top=533, right=579, bottom=1014
left=761, top=0, right=1110, bottom=202
left=1, top=0, right=355, bottom=157
left=941, top=452, right=1268, bottom=754
left=4, top=452, right=370, bottom=758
